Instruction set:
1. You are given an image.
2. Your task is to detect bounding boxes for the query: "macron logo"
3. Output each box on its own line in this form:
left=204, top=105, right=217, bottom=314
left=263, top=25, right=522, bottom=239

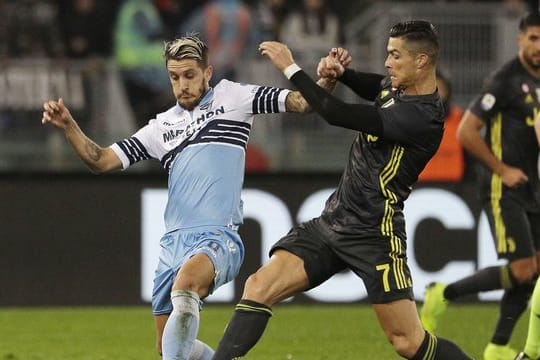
left=162, top=106, right=225, bottom=142
left=163, top=129, right=184, bottom=142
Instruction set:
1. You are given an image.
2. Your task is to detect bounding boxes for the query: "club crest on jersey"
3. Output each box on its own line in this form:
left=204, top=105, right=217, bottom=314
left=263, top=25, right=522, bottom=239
left=199, top=101, right=213, bottom=111
left=480, top=93, right=496, bottom=111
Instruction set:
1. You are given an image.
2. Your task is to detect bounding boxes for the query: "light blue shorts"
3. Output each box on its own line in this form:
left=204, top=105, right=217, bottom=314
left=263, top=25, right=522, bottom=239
left=151, top=225, right=244, bottom=315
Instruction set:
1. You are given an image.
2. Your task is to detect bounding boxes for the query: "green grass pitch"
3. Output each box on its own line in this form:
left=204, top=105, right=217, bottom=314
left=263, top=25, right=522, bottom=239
left=0, top=303, right=528, bottom=359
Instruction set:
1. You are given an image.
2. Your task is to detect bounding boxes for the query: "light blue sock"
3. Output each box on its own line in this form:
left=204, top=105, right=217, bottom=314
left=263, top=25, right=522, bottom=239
left=189, top=339, right=214, bottom=360
left=162, top=290, right=201, bottom=360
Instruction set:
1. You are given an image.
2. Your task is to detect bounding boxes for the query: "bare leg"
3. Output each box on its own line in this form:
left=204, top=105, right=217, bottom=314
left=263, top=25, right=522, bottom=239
left=374, top=299, right=472, bottom=359
left=373, top=299, right=425, bottom=358
left=213, top=250, right=310, bottom=359
left=154, top=314, right=169, bottom=356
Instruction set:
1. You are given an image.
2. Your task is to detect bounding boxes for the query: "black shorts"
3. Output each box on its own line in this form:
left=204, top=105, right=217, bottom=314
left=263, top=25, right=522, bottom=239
left=270, top=217, right=414, bottom=304
left=484, top=197, right=540, bottom=261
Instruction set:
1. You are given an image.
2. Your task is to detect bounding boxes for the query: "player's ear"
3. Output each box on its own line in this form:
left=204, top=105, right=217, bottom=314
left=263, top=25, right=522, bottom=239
left=416, top=53, right=428, bottom=69
left=204, top=65, right=213, bottom=84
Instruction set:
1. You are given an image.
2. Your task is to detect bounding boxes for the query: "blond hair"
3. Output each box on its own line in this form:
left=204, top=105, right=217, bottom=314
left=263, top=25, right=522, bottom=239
left=164, top=34, right=209, bottom=66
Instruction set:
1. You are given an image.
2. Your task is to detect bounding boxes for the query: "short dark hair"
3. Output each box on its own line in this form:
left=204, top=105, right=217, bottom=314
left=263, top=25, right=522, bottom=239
left=389, top=20, right=439, bottom=63
left=164, top=34, right=209, bottom=67
left=519, top=12, right=540, bottom=32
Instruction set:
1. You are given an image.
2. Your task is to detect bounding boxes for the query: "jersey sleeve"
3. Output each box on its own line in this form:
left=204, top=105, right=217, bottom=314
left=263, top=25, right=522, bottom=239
left=467, top=72, right=509, bottom=122
left=339, top=69, right=385, bottom=101
left=219, top=79, right=291, bottom=115
left=109, top=123, right=155, bottom=170
left=289, top=70, right=384, bottom=134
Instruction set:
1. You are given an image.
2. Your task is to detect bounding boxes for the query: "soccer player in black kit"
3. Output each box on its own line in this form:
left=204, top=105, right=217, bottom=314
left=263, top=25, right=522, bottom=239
left=421, top=13, right=540, bottom=360
left=211, top=20, right=473, bottom=360
left=515, top=109, right=540, bottom=360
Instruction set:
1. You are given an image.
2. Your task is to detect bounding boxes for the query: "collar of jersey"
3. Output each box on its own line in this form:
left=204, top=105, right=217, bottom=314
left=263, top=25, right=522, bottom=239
left=174, top=87, right=215, bottom=114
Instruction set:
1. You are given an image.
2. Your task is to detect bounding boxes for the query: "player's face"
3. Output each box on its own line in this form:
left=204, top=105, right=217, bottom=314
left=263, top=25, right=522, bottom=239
left=167, top=59, right=213, bottom=110
left=519, top=26, right=540, bottom=71
left=384, top=37, right=418, bottom=91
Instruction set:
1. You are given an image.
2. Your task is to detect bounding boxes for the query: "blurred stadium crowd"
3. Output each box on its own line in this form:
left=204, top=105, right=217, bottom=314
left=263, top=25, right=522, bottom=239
left=0, top=0, right=536, bottom=174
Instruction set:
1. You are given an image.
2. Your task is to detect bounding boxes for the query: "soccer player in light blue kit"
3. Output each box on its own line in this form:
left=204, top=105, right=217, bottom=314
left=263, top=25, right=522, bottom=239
left=41, top=35, right=349, bottom=360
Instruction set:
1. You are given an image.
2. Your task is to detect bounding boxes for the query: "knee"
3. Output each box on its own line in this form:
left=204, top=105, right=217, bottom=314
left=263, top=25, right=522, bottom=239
left=510, top=263, right=537, bottom=284
left=243, top=272, right=273, bottom=304
left=387, top=332, right=422, bottom=358
left=173, top=277, right=198, bottom=292
left=173, top=277, right=211, bottom=297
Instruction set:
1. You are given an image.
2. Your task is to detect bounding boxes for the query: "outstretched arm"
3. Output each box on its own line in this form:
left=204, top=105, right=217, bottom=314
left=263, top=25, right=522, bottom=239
left=259, top=41, right=383, bottom=135
left=284, top=77, right=336, bottom=113
left=42, top=98, right=122, bottom=173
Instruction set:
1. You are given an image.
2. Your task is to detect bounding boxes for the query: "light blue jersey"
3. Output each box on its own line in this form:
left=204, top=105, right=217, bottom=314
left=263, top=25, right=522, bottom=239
left=111, top=79, right=290, bottom=232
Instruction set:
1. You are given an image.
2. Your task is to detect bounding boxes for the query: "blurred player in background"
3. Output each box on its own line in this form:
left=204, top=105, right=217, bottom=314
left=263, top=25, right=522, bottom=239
left=514, top=113, right=540, bottom=360
left=211, top=20, right=473, bottom=360
left=41, top=34, right=348, bottom=360
left=421, top=12, right=540, bottom=360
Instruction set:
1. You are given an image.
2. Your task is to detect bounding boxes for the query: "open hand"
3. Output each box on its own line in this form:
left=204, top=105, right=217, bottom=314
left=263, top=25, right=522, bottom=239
left=259, top=41, right=295, bottom=72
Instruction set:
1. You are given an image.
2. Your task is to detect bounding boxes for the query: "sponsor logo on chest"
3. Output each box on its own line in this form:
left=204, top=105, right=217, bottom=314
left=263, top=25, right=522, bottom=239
left=162, top=105, right=225, bottom=144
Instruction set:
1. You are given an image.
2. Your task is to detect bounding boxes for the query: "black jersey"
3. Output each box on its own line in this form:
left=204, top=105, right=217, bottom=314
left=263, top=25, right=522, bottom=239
left=322, top=78, right=444, bottom=235
left=468, top=57, right=540, bottom=211
left=288, top=70, right=444, bottom=236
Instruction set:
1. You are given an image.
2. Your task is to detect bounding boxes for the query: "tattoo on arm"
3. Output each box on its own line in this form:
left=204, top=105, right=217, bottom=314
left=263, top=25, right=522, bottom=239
left=285, top=77, right=338, bottom=113
left=85, top=140, right=102, bottom=162
left=286, top=91, right=310, bottom=113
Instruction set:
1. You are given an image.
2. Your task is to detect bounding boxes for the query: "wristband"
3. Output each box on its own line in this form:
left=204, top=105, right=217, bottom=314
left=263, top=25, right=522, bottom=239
left=283, top=63, right=302, bottom=79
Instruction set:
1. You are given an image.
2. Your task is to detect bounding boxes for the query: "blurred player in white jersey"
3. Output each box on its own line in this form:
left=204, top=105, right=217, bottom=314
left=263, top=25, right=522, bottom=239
left=41, top=35, right=349, bottom=360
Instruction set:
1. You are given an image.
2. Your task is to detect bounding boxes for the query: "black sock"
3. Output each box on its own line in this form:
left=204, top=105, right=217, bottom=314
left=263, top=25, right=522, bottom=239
left=411, top=332, right=473, bottom=360
left=212, top=299, right=273, bottom=360
left=491, top=283, right=533, bottom=345
left=444, top=266, right=515, bottom=301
